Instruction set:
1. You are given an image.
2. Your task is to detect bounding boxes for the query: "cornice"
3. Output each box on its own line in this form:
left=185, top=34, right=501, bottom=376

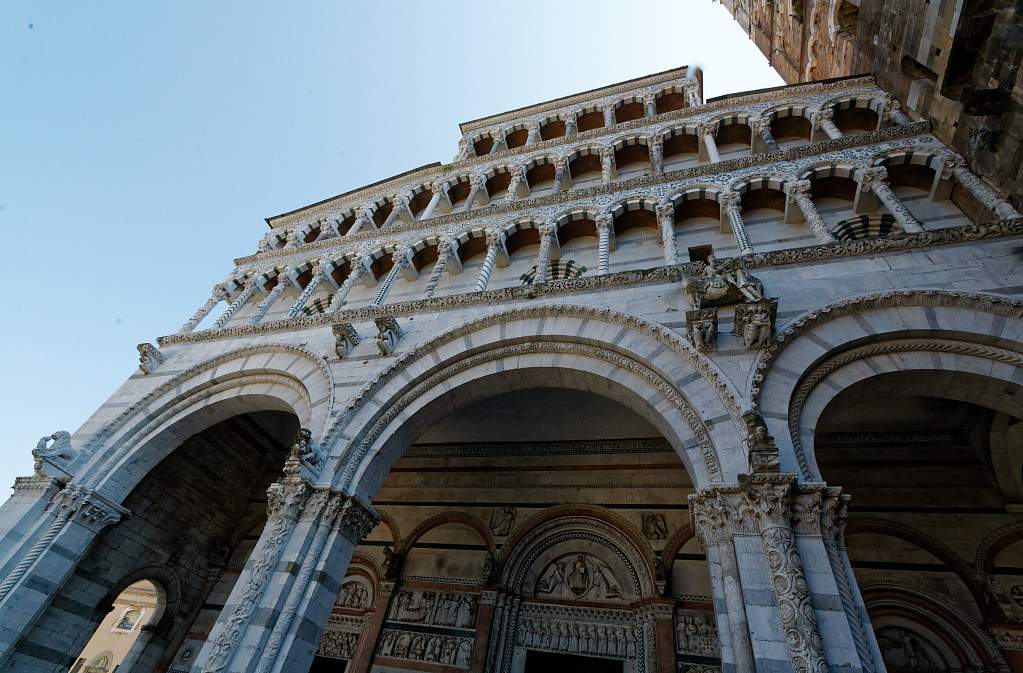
left=161, top=216, right=1023, bottom=347
left=239, top=119, right=928, bottom=265
left=458, top=67, right=690, bottom=133
left=261, top=76, right=879, bottom=232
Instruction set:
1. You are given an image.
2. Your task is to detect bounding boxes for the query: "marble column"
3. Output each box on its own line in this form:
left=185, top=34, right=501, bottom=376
left=213, top=280, right=258, bottom=329
left=505, top=166, right=525, bottom=202
left=419, top=183, right=448, bottom=220
left=943, top=155, right=1021, bottom=218
left=532, top=224, right=557, bottom=284
left=751, top=117, right=779, bottom=152
left=380, top=198, right=411, bottom=229
left=462, top=174, right=485, bottom=212
left=286, top=264, right=327, bottom=319
left=815, top=108, right=843, bottom=140
left=371, top=249, right=414, bottom=306
left=787, top=180, right=838, bottom=243
left=249, top=272, right=294, bottom=325
left=552, top=159, right=569, bottom=194
left=644, top=93, right=658, bottom=117
left=700, top=124, right=721, bottom=163
left=525, top=121, right=541, bottom=145
left=178, top=283, right=229, bottom=333
left=328, top=257, right=373, bottom=312
left=599, top=147, right=615, bottom=184
left=423, top=237, right=458, bottom=298
left=860, top=167, right=925, bottom=232
left=595, top=214, right=613, bottom=275
left=488, top=133, right=506, bottom=154
left=347, top=208, right=374, bottom=236
left=884, top=98, right=913, bottom=126
left=719, top=192, right=754, bottom=255
left=564, top=116, right=577, bottom=137
left=689, top=493, right=756, bottom=673
left=473, top=230, right=504, bottom=292
left=603, top=105, right=616, bottom=128
left=649, top=135, right=664, bottom=174
left=656, top=202, right=679, bottom=265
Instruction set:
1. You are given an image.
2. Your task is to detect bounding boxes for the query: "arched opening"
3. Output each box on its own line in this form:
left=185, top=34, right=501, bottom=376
left=485, top=167, right=513, bottom=201
left=505, top=125, right=529, bottom=150
left=568, top=148, right=603, bottom=187
left=525, top=157, right=558, bottom=194
left=302, top=222, right=323, bottom=244
left=335, top=210, right=359, bottom=237
left=804, top=171, right=876, bottom=239
left=715, top=120, right=752, bottom=159
left=831, top=101, right=881, bottom=134
left=769, top=113, right=812, bottom=148
left=372, top=200, right=394, bottom=229
left=813, top=369, right=1023, bottom=669
left=668, top=195, right=725, bottom=257
left=614, top=97, right=645, bottom=124
left=662, top=128, right=699, bottom=170
left=553, top=210, right=599, bottom=272
left=655, top=88, right=686, bottom=114
left=13, top=409, right=302, bottom=673
left=321, top=361, right=719, bottom=673
left=576, top=106, right=604, bottom=133
left=447, top=176, right=473, bottom=210
left=473, top=134, right=496, bottom=157
left=613, top=137, right=650, bottom=178
left=610, top=201, right=659, bottom=270
left=70, top=581, right=159, bottom=673
left=408, top=185, right=434, bottom=220
left=540, top=116, right=567, bottom=141
left=737, top=183, right=798, bottom=250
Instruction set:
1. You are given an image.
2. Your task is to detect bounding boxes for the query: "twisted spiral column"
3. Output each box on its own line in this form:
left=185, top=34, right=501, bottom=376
left=423, top=238, right=456, bottom=298
left=719, top=192, right=754, bottom=255
left=286, top=264, right=326, bottom=319
left=473, top=231, right=503, bottom=292
left=596, top=214, right=612, bottom=275
left=788, top=180, right=837, bottom=243
left=656, top=203, right=679, bottom=265
left=213, top=281, right=258, bottom=329
left=249, top=273, right=293, bottom=325
left=178, top=283, right=229, bottom=333
left=532, top=225, right=556, bottom=285
left=860, top=167, right=924, bottom=233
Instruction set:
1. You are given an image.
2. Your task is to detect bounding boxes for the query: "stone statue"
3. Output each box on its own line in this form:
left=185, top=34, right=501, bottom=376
left=292, top=428, right=321, bottom=470
left=489, top=506, right=516, bottom=536
left=32, top=430, right=76, bottom=476
left=482, top=552, right=498, bottom=584
left=375, top=316, right=405, bottom=356
left=684, top=254, right=764, bottom=309
left=642, top=512, right=668, bottom=539
left=685, top=308, right=718, bottom=352
left=332, top=322, right=361, bottom=359
left=734, top=299, right=775, bottom=349
left=743, top=411, right=780, bottom=473
left=137, top=342, right=166, bottom=374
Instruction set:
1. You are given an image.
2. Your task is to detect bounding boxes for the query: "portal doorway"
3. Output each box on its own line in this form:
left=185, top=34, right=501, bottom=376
left=524, top=650, right=624, bottom=673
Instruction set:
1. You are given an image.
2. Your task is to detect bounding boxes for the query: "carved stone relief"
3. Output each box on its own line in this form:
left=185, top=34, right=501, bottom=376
left=673, top=609, right=719, bottom=657
left=336, top=580, right=370, bottom=609
left=536, top=553, right=624, bottom=601
left=317, top=630, right=359, bottom=660
left=490, top=506, right=517, bottom=536
left=641, top=513, right=668, bottom=540
left=876, top=626, right=950, bottom=671
left=388, top=589, right=478, bottom=630
left=377, top=629, right=473, bottom=668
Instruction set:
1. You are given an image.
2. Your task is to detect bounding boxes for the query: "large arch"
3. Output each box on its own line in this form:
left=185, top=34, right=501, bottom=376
left=320, top=305, right=748, bottom=499
left=749, top=290, right=1023, bottom=480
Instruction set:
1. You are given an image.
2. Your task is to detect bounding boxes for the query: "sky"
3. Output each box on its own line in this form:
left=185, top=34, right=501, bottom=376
left=0, top=2, right=783, bottom=494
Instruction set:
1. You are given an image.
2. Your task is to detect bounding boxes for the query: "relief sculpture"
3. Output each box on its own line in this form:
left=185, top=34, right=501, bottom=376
left=536, top=553, right=622, bottom=601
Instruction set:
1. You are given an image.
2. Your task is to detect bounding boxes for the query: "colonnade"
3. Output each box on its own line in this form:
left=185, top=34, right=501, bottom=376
left=195, top=155, right=1016, bottom=334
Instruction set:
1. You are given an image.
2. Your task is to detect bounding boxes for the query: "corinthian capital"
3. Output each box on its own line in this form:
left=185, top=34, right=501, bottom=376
left=814, top=107, right=835, bottom=124
left=750, top=116, right=772, bottom=133
left=859, top=166, right=889, bottom=189
left=336, top=496, right=381, bottom=544
left=786, top=179, right=812, bottom=197
left=718, top=191, right=742, bottom=210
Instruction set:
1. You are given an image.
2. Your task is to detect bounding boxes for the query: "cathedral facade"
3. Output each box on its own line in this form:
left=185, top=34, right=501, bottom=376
left=2, top=66, right=1022, bottom=673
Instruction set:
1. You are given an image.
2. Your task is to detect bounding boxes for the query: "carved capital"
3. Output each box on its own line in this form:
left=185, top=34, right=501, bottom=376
left=688, top=492, right=729, bottom=543
left=266, top=480, right=308, bottom=521
left=790, top=489, right=824, bottom=536
left=859, top=166, right=889, bottom=189
left=814, top=107, right=835, bottom=124
left=718, top=191, right=742, bottom=210
left=697, top=122, right=717, bottom=137
left=741, top=474, right=797, bottom=527
left=485, top=228, right=505, bottom=248
left=940, top=153, right=967, bottom=180
left=655, top=201, right=674, bottom=222
left=595, top=213, right=612, bottom=232
left=48, top=484, right=128, bottom=532
left=538, top=224, right=556, bottom=239
left=786, top=179, right=812, bottom=197
left=336, top=496, right=380, bottom=544
left=750, top=116, right=772, bottom=133
left=213, top=283, right=229, bottom=300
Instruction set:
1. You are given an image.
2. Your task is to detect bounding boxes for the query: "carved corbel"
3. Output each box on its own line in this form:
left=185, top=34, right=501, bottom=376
left=375, top=316, right=405, bottom=356
left=732, top=299, right=777, bottom=350
left=332, top=322, right=361, bottom=359
left=137, top=342, right=166, bottom=374
left=685, top=308, right=718, bottom=352
left=292, top=427, right=323, bottom=472
left=742, top=410, right=781, bottom=474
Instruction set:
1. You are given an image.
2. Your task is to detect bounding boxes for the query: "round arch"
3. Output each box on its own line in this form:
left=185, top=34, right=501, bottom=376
left=400, top=511, right=496, bottom=556
left=321, top=305, right=747, bottom=499
left=71, top=344, right=334, bottom=502
left=749, top=290, right=1023, bottom=480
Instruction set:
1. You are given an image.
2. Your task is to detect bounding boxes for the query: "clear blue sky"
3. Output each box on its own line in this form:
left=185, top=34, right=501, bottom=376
left=0, top=2, right=782, bottom=493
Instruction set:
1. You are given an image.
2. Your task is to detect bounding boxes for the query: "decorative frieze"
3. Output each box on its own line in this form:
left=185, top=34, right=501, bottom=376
left=388, top=589, right=479, bottom=630
left=674, top=609, right=719, bottom=658
left=516, top=614, right=639, bottom=660
left=317, top=630, right=359, bottom=659
left=377, top=629, right=473, bottom=668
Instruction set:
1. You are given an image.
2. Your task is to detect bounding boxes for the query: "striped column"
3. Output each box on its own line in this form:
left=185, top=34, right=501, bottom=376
left=473, top=231, right=503, bottom=292
left=787, top=180, right=837, bottom=243
left=532, top=225, right=556, bottom=285
left=371, top=249, right=411, bottom=306
left=213, top=281, right=258, bottom=329
left=178, top=283, right=228, bottom=333
left=286, top=264, right=326, bottom=319
left=656, top=203, right=679, bottom=265
left=719, top=193, right=754, bottom=255
left=595, top=214, right=612, bottom=275
left=249, top=272, right=293, bottom=325
left=328, top=257, right=371, bottom=312
left=860, top=167, right=924, bottom=232
left=423, top=238, right=456, bottom=298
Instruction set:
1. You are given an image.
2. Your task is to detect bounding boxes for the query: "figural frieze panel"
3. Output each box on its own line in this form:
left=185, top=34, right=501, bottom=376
left=535, top=553, right=624, bottom=601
